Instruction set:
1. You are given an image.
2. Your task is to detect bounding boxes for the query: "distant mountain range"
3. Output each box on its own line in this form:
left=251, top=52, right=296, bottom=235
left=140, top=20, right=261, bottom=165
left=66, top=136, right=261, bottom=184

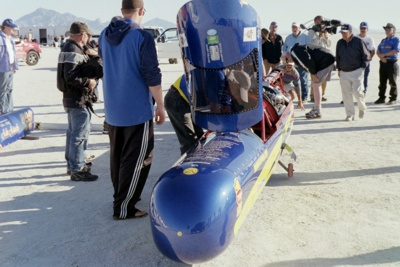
left=15, top=8, right=175, bottom=34
left=142, top=18, right=176, bottom=29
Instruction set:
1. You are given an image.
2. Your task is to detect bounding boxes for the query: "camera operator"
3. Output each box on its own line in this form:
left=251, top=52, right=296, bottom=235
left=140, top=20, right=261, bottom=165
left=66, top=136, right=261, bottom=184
left=308, top=16, right=332, bottom=103
left=308, top=16, right=332, bottom=49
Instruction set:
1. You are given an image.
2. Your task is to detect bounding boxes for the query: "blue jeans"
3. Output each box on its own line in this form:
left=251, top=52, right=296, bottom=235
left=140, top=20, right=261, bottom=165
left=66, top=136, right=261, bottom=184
left=65, top=107, right=91, bottom=173
left=0, top=71, right=14, bottom=115
left=363, top=64, right=370, bottom=93
left=296, top=66, right=310, bottom=100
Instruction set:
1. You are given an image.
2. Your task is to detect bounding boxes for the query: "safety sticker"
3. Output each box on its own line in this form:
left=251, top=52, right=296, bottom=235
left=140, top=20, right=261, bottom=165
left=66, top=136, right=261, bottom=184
left=209, top=45, right=220, bottom=61
left=243, top=27, right=256, bottom=42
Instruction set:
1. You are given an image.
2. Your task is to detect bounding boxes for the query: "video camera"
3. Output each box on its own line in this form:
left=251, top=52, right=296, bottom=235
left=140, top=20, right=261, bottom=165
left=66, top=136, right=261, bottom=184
left=311, top=19, right=341, bottom=34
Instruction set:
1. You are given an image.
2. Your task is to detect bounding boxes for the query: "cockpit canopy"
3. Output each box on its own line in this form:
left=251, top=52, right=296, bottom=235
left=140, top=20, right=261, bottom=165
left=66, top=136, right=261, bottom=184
left=177, top=0, right=263, bottom=132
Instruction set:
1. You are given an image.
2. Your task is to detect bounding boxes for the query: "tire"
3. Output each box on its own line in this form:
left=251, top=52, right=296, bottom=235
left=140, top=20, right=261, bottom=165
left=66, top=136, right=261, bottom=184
left=26, top=51, right=39, bottom=66
left=288, top=163, right=294, bottom=178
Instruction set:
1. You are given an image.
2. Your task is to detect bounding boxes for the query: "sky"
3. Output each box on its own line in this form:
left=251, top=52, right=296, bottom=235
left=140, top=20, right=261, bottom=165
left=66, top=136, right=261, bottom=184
left=3, top=0, right=400, bottom=33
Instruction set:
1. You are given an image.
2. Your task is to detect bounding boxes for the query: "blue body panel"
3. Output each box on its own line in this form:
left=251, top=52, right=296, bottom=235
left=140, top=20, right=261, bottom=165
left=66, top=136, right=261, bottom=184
left=150, top=103, right=295, bottom=264
left=0, top=108, right=34, bottom=149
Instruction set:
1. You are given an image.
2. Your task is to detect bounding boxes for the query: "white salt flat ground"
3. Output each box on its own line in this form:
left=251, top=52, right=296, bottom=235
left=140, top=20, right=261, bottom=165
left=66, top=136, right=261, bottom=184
left=1, top=33, right=399, bottom=266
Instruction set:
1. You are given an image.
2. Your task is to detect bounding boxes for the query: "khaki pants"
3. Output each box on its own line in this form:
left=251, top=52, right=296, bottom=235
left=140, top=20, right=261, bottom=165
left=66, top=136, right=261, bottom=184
left=340, top=68, right=367, bottom=117
left=263, top=60, right=280, bottom=75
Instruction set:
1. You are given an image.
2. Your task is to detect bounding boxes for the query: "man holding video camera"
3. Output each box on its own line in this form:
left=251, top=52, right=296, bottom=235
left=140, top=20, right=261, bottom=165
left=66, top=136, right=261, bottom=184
left=308, top=16, right=332, bottom=49
left=308, top=15, right=332, bottom=102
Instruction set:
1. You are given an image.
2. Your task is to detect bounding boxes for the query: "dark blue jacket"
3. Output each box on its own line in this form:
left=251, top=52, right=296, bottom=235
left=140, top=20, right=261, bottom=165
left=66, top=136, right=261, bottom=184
left=336, top=36, right=370, bottom=72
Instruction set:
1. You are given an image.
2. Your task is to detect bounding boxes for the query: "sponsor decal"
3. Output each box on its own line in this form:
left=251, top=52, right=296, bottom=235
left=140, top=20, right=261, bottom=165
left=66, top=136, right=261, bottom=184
left=179, top=33, right=188, bottom=48
left=183, top=168, right=199, bottom=175
left=234, top=178, right=243, bottom=217
left=243, top=27, right=257, bottom=42
left=207, top=29, right=217, bottom=36
left=207, top=35, right=219, bottom=45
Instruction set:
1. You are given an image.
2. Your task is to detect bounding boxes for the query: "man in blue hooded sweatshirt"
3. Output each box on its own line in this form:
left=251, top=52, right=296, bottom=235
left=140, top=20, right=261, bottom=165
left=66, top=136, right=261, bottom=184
left=99, top=0, right=165, bottom=220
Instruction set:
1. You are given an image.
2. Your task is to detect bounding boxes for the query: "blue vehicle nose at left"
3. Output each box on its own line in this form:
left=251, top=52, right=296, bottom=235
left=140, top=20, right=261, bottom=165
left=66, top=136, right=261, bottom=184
left=150, top=165, right=239, bottom=264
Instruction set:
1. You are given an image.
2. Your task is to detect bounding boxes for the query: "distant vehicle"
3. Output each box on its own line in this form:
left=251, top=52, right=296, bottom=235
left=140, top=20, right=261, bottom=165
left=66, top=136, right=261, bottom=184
left=12, top=34, right=42, bottom=66
left=90, top=34, right=100, bottom=45
left=156, top=28, right=180, bottom=64
left=143, top=26, right=164, bottom=39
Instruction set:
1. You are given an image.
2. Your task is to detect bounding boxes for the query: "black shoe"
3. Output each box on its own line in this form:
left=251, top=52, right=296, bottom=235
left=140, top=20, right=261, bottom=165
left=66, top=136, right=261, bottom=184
left=374, top=98, right=386, bottom=104
left=113, top=209, right=148, bottom=220
left=340, top=100, right=343, bottom=104
left=321, top=97, right=327, bottom=102
left=103, top=121, right=109, bottom=134
left=71, top=171, right=98, bottom=181
left=387, top=100, right=396, bottom=105
left=67, top=162, right=91, bottom=175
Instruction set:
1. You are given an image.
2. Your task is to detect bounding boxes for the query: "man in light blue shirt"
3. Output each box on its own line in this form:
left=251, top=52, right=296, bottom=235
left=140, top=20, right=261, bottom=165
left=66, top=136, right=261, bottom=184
left=283, top=22, right=311, bottom=102
left=375, top=23, right=399, bottom=105
left=0, top=19, right=19, bottom=115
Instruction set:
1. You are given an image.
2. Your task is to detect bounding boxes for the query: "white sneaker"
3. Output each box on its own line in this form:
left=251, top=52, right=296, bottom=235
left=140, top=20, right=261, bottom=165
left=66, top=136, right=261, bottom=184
left=306, top=110, right=322, bottom=119
left=305, top=106, right=315, bottom=116
left=344, top=116, right=354, bottom=122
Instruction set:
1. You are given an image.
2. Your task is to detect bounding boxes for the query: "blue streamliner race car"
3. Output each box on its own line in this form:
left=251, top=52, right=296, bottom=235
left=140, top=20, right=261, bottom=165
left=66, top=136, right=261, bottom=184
left=150, top=0, right=296, bottom=264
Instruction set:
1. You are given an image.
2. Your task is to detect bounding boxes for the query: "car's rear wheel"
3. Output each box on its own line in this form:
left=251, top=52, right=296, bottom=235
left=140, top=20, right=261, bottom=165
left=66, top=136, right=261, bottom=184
left=26, top=51, right=39, bottom=66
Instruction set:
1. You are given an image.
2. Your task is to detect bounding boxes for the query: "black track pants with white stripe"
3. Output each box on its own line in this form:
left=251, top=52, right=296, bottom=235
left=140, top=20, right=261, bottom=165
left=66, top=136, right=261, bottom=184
left=108, top=120, right=154, bottom=218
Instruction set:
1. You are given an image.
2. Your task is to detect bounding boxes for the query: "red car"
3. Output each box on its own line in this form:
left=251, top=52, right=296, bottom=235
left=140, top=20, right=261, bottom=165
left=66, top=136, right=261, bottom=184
left=12, top=34, right=42, bottom=66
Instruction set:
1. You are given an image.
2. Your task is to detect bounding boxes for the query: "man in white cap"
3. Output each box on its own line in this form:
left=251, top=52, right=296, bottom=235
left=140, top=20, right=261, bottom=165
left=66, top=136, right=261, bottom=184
left=0, top=19, right=19, bottom=115
left=336, top=24, right=370, bottom=121
left=283, top=22, right=311, bottom=103
left=357, top=22, right=375, bottom=95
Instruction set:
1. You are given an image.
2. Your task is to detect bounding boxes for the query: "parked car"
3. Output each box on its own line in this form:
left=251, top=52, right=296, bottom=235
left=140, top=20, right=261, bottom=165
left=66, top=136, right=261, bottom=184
left=143, top=26, right=164, bottom=39
left=156, top=28, right=180, bottom=64
left=12, top=34, right=42, bottom=66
